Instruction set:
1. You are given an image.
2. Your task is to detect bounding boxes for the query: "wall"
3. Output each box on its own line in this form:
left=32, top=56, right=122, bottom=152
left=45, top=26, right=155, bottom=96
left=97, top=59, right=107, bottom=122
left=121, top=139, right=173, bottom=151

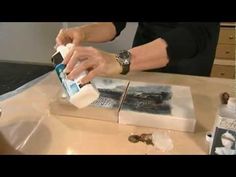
left=0, top=22, right=138, bottom=64
left=0, top=22, right=62, bottom=64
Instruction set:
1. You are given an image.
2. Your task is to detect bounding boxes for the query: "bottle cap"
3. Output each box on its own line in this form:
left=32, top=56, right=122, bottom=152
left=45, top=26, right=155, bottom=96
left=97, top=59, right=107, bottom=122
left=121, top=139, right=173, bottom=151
left=56, top=45, right=69, bottom=59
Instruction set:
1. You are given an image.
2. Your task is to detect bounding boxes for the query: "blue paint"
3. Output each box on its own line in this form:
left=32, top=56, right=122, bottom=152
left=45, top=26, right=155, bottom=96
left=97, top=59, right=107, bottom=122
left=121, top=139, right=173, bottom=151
left=55, top=63, right=81, bottom=97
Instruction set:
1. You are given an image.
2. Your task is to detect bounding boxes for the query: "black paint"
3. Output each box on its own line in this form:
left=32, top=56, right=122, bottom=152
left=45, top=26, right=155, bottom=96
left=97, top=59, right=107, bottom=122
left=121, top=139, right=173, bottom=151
left=122, top=85, right=172, bottom=114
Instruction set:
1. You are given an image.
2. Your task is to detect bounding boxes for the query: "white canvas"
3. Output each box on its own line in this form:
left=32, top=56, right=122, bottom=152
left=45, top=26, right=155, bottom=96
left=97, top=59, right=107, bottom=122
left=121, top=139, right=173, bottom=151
left=119, top=81, right=196, bottom=132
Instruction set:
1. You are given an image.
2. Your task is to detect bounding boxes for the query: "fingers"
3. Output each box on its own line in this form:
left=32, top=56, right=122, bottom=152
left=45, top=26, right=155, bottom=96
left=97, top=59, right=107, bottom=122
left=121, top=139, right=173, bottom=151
left=55, top=27, right=83, bottom=48
left=55, top=28, right=72, bottom=46
left=72, top=32, right=83, bottom=46
left=55, top=29, right=64, bottom=45
left=64, top=47, right=93, bottom=73
left=67, top=60, right=97, bottom=81
left=80, top=70, right=99, bottom=84
left=61, top=46, right=104, bottom=84
left=63, top=47, right=74, bottom=65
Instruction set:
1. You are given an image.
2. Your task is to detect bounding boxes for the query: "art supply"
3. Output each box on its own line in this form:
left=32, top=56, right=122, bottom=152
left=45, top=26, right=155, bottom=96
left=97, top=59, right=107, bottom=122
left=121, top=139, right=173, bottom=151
left=209, top=93, right=236, bottom=155
left=51, top=43, right=100, bottom=109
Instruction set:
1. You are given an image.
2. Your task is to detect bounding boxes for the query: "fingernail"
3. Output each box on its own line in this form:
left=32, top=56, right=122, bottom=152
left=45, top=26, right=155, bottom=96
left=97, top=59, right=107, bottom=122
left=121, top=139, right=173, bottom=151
left=54, top=43, right=61, bottom=49
left=80, top=79, right=87, bottom=85
left=63, top=68, right=67, bottom=73
left=67, top=75, right=73, bottom=80
left=79, top=79, right=84, bottom=85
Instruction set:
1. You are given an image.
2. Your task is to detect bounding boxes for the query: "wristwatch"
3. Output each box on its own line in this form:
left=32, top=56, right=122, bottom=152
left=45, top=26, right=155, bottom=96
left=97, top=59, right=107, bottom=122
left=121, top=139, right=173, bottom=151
left=115, top=50, right=132, bottom=75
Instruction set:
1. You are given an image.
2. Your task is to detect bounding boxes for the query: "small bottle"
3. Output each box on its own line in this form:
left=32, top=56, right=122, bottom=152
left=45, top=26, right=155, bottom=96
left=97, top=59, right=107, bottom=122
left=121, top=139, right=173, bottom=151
left=51, top=43, right=100, bottom=109
left=219, top=97, right=236, bottom=119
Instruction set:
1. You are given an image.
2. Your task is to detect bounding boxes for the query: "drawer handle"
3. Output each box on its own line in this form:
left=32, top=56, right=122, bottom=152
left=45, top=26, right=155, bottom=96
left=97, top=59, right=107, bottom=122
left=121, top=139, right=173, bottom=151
left=229, top=35, right=234, bottom=39
left=225, top=50, right=230, bottom=54
left=220, top=73, right=225, bottom=76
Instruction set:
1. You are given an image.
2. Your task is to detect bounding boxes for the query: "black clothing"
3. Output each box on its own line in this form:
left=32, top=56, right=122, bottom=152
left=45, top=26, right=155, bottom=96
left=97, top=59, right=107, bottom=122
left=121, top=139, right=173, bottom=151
left=112, top=22, right=220, bottom=76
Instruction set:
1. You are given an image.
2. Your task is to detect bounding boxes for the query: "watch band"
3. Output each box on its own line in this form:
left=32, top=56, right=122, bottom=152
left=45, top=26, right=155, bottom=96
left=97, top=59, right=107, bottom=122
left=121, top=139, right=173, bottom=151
left=120, top=64, right=130, bottom=75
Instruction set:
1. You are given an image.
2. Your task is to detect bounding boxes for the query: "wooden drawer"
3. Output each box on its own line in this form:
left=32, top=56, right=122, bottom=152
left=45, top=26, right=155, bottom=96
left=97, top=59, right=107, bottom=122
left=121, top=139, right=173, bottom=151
left=215, top=44, right=235, bottom=59
left=218, top=28, right=235, bottom=44
left=211, top=65, right=235, bottom=79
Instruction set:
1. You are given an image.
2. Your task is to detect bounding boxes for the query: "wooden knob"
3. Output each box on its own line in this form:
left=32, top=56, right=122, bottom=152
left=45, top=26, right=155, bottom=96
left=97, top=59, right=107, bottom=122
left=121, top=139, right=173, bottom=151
left=221, top=92, right=230, bottom=104
left=220, top=73, right=225, bottom=76
left=225, top=50, right=230, bottom=54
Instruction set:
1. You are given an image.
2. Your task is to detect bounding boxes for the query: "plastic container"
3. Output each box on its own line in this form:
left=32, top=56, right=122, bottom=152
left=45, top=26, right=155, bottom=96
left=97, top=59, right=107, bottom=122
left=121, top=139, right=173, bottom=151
left=51, top=44, right=100, bottom=109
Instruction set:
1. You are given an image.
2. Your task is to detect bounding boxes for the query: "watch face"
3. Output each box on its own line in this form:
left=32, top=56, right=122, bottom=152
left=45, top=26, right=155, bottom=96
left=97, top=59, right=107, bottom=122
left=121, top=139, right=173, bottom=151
left=119, top=50, right=130, bottom=59
left=118, top=50, right=131, bottom=65
left=116, top=50, right=131, bottom=75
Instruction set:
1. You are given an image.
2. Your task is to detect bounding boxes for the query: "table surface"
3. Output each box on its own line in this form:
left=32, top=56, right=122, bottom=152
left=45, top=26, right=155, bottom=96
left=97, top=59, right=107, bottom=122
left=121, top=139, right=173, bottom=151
left=0, top=71, right=234, bottom=154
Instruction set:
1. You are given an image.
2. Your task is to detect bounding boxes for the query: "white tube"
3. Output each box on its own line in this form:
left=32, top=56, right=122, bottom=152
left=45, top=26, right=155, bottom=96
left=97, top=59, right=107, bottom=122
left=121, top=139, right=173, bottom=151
left=52, top=43, right=100, bottom=108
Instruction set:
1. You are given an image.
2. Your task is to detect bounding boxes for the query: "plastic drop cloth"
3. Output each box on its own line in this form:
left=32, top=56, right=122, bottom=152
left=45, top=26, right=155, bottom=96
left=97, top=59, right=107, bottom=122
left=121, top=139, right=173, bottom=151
left=0, top=71, right=177, bottom=154
left=0, top=71, right=80, bottom=154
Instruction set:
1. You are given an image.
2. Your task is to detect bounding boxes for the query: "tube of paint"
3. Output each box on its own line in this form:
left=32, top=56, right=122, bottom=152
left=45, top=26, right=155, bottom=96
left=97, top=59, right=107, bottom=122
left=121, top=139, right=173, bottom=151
left=51, top=44, right=100, bottom=109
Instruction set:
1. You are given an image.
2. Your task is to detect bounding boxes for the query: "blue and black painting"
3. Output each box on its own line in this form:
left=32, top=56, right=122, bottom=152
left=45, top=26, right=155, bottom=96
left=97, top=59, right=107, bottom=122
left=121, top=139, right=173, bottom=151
left=122, top=85, right=172, bottom=114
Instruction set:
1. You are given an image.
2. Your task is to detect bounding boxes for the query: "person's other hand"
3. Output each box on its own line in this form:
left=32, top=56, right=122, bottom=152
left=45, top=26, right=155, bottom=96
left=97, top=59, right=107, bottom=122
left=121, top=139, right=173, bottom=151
left=55, top=27, right=85, bottom=48
left=63, top=46, right=122, bottom=84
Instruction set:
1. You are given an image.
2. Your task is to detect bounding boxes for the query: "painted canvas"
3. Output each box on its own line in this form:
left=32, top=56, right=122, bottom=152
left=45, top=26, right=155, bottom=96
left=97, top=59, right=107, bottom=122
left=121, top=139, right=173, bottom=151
left=50, top=77, right=129, bottom=122
left=119, top=81, right=196, bottom=132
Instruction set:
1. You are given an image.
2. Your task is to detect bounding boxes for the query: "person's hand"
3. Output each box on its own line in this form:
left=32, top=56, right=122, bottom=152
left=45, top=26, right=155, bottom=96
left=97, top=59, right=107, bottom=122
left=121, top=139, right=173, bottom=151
left=55, top=27, right=85, bottom=48
left=63, top=46, right=122, bottom=84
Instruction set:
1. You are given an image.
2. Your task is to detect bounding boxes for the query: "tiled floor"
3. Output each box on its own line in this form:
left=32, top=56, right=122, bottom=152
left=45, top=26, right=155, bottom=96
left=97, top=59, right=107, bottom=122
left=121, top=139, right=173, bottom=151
left=0, top=62, right=54, bottom=95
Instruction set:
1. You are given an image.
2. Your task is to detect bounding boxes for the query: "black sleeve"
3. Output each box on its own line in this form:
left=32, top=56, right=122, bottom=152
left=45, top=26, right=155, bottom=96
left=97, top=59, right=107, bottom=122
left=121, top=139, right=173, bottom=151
left=112, top=22, right=127, bottom=39
left=160, top=23, right=220, bottom=61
